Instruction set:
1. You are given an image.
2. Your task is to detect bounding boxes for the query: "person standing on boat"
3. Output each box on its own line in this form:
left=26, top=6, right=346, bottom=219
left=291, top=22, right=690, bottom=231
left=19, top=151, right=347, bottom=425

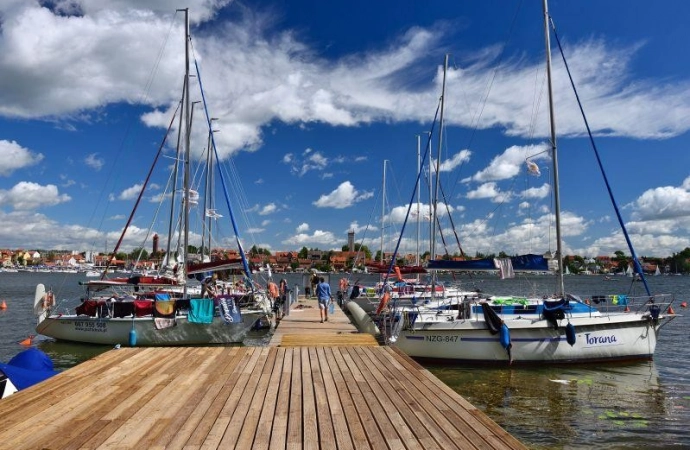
left=315, top=277, right=332, bottom=323
left=279, top=278, right=289, bottom=304
left=267, top=280, right=279, bottom=305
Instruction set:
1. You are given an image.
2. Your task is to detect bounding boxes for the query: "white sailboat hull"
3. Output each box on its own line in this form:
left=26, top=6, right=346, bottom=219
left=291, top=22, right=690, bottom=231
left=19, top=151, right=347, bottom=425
left=391, top=314, right=663, bottom=364
left=36, top=312, right=267, bottom=346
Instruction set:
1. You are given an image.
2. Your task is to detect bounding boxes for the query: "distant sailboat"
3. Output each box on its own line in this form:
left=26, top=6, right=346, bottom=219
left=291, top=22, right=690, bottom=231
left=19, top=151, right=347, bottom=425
left=654, top=266, right=661, bottom=276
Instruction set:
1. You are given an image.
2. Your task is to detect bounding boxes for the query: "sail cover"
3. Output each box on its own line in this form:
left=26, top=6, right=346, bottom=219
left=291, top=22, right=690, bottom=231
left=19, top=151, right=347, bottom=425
left=427, top=254, right=548, bottom=272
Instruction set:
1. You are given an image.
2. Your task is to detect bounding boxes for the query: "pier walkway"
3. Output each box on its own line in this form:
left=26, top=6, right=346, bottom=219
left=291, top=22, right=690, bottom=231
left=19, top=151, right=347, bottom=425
left=0, top=298, right=527, bottom=449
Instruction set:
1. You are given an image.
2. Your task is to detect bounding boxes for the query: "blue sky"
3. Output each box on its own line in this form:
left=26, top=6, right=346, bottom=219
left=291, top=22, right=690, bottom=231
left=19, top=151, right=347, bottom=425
left=1, top=0, right=690, bottom=260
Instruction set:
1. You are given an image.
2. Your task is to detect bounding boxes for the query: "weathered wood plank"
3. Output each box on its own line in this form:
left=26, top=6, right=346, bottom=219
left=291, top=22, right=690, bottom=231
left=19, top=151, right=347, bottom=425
left=280, top=333, right=378, bottom=347
left=347, top=346, right=430, bottom=450
left=145, top=347, right=242, bottom=450
left=358, top=346, right=481, bottom=450
left=300, top=346, right=319, bottom=450
left=286, top=347, right=303, bottom=450
left=60, top=347, right=216, bottom=450
left=383, top=347, right=526, bottom=450
left=250, top=347, right=285, bottom=450
left=268, top=348, right=293, bottom=449
left=217, top=347, right=274, bottom=448
left=200, top=347, right=266, bottom=448
left=309, top=347, right=336, bottom=450
left=321, top=347, right=364, bottom=450
left=330, top=346, right=388, bottom=449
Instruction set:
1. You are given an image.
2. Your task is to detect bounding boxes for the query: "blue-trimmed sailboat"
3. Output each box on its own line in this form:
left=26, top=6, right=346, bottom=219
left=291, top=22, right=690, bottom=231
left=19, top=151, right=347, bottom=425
left=381, top=1, right=678, bottom=364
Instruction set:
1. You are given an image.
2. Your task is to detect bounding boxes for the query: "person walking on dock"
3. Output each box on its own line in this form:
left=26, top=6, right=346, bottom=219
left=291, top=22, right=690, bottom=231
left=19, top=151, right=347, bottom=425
left=310, top=273, right=319, bottom=298
left=315, top=277, right=332, bottom=323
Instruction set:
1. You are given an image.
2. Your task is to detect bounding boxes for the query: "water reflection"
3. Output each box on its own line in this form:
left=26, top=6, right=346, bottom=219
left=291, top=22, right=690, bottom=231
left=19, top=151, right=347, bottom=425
left=37, top=340, right=111, bottom=370
left=428, top=362, right=672, bottom=448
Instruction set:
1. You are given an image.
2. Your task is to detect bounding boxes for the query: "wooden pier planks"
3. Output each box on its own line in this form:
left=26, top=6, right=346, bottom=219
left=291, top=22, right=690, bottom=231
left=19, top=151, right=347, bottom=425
left=0, top=346, right=526, bottom=449
left=268, top=297, right=372, bottom=348
left=0, top=297, right=525, bottom=449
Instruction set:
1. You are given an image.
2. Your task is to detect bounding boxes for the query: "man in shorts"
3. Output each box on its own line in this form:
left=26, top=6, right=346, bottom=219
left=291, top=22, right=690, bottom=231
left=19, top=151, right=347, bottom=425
left=315, top=277, right=332, bottom=323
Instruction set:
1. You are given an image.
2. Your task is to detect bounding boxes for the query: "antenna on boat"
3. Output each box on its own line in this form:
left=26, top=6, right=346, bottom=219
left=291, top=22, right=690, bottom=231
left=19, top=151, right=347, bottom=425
left=542, top=0, right=565, bottom=297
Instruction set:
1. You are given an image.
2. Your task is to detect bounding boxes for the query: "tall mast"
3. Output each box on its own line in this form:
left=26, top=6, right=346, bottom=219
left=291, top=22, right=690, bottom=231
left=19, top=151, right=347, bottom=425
left=380, top=160, right=388, bottom=267
left=542, top=0, right=565, bottom=296
left=180, top=8, right=191, bottom=296
left=425, top=131, right=432, bottom=260
left=430, top=54, right=448, bottom=262
left=202, top=120, right=216, bottom=258
left=416, top=135, right=421, bottom=268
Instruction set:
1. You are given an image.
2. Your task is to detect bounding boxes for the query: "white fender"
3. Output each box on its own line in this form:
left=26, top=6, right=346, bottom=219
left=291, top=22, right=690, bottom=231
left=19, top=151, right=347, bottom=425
left=346, top=301, right=380, bottom=335
left=33, top=284, right=46, bottom=316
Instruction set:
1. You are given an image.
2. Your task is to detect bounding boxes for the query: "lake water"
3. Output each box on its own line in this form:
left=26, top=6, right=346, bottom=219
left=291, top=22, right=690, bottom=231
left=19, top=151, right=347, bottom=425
left=1, top=271, right=688, bottom=449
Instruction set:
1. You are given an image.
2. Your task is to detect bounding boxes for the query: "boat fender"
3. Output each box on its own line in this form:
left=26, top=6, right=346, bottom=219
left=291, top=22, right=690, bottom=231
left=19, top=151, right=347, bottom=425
left=345, top=301, right=380, bottom=335
left=565, top=322, right=576, bottom=346
left=500, top=323, right=511, bottom=349
left=500, top=323, right=512, bottom=364
left=33, top=284, right=47, bottom=316
left=128, top=328, right=137, bottom=347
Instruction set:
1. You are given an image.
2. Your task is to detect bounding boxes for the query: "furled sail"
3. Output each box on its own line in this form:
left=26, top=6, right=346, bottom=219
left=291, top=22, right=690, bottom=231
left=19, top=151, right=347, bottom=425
left=427, top=254, right=548, bottom=272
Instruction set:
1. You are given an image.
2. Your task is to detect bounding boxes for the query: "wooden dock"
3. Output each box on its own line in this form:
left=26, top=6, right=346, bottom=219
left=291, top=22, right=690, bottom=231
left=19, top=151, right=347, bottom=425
left=268, top=296, right=379, bottom=348
left=0, top=299, right=527, bottom=449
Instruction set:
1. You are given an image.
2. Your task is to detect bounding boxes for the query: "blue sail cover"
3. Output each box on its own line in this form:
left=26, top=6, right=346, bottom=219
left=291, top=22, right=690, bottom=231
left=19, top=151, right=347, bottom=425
left=427, top=254, right=549, bottom=272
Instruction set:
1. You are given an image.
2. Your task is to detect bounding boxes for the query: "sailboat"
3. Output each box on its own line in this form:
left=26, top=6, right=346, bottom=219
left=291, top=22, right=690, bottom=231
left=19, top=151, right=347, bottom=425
left=32, top=9, right=272, bottom=346
left=349, top=156, right=466, bottom=313
left=382, top=0, right=678, bottom=364
left=365, top=160, right=427, bottom=276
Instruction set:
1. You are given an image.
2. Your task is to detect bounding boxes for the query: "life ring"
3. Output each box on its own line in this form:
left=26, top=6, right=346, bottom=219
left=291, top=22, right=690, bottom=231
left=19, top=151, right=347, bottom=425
left=42, top=292, right=55, bottom=309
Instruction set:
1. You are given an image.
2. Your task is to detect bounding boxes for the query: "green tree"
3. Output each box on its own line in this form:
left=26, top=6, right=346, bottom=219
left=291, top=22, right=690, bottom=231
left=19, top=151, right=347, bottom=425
left=130, top=247, right=149, bottom=261
left=298, top=247, right=309, bottom=259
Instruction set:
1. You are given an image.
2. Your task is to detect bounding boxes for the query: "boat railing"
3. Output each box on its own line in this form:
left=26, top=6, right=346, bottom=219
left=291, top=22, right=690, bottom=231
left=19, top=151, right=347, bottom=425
left=585, top=293, right=676, bottom=315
